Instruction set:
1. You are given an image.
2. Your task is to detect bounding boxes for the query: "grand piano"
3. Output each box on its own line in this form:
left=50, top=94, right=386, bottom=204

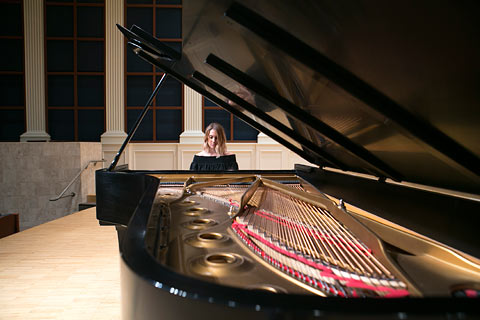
left=96, top=1, right=480, bottom=319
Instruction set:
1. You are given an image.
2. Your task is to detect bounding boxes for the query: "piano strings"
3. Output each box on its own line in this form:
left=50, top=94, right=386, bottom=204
left=185, top=180, right=409, bottom=298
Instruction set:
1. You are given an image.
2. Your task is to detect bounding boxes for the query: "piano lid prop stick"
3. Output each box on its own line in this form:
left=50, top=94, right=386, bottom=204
left=108, top=73, right=168, bottom=171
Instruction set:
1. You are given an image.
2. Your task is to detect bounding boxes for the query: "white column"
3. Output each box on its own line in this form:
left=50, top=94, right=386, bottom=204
left=179, top=85, right=204, bottom=144
left=20, top=0, right=50, bottom=142
left=101, top=0, right=127, bottom=166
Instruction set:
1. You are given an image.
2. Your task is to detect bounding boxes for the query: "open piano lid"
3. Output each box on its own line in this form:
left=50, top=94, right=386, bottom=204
left=122, top=0, right=480, bottom=195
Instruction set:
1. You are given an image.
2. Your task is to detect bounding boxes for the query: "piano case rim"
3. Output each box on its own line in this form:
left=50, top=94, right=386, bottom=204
left=107, top=167, right=480, bottom=319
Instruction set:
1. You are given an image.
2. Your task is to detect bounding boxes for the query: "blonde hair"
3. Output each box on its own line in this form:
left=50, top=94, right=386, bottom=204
left=203, top=122, right=228, bottom=155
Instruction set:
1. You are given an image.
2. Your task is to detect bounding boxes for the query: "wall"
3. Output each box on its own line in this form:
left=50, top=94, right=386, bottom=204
left=121, top=142, right=314, bottom=171
left=0, top=142, right=102, bottom=230
left=0, top=140, right=313, bottom=231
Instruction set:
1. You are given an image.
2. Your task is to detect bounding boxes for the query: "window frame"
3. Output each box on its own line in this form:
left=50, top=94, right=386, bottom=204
left=0, top=0, right=26, bottom=142
left=44, top=0, right=106, bottom=142
left=202, top=97, right=258, bottom=143
left=124, top=0, right=184, bottom=143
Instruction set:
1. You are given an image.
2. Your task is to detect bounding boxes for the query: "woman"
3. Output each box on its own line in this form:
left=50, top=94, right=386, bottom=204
left=189, top=123, right=238, bottom=171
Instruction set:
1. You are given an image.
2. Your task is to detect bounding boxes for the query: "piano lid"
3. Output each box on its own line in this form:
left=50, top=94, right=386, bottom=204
left=124, top=0, right=480, bottom=194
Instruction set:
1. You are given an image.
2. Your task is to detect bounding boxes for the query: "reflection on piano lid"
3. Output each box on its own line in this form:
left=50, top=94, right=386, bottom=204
left=96, top=1, right=480, bottom=319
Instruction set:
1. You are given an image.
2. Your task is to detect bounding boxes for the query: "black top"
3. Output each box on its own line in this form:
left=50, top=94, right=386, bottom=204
left=189, top=155, right=239, bottom=171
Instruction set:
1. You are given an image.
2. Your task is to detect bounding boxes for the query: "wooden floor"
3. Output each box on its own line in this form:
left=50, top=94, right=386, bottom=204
left=0, top=207, right=121, bottom=319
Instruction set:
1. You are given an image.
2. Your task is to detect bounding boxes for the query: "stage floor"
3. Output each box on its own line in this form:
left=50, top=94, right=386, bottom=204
left=0, top=207, right=121, bottom=319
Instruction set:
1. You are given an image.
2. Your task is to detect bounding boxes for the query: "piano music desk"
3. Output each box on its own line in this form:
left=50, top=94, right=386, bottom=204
left=0, top=207, right=121, bottom=319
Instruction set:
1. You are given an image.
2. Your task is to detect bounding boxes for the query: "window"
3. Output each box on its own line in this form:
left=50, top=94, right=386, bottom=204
left=125, top=0, right=183, bottom=142
left=0, top=0, right=25, bottom=141
left=45, top=0, right=105, bottom=141
left=203, top=98, right=258, bottom=141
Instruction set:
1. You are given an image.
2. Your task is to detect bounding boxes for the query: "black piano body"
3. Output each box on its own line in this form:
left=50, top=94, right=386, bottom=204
left=96, top=1, right=480, bottom=319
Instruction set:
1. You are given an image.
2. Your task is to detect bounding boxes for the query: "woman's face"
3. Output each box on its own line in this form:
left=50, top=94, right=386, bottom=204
left=207, top=129, right=218, bottom=151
